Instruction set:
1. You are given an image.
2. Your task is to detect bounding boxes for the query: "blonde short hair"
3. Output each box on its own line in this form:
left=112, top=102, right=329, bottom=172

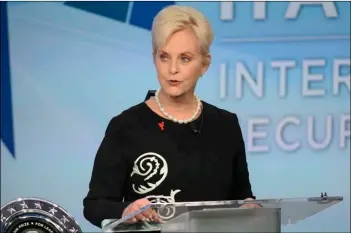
left=151, top=5, right=214, bottom=56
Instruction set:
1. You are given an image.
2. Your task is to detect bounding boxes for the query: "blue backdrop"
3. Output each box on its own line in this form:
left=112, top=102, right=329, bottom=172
left=1, top=1, right=350, bottom=232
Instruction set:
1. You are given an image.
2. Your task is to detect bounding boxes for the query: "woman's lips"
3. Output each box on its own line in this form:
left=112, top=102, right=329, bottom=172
left=167, top=80, right=182, bottom=86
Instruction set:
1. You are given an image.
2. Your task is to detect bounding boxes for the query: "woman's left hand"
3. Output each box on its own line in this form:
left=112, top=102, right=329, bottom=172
left=239, top=198, right=261, bottom=209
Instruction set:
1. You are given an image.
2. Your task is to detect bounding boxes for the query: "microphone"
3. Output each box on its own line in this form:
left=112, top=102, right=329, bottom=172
left=189, top=111, right=203, bottom=134
left=190, top=122, right=200, bottom=134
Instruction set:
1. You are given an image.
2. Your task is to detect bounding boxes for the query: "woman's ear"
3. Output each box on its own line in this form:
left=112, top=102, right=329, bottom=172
left=152, top=51, right=157, bottom=63
left=201, top=53, right=211, bottom=75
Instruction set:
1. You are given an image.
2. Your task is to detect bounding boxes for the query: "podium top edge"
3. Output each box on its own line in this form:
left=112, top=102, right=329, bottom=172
left=150, top=195, right=343, bottom=207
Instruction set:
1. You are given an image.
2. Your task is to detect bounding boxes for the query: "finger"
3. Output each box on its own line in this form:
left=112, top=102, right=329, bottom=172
left=147, top=208, right=163, bottom=223
left=135, top=213, right=148, bottom=222
left=250, top=204, right=260, bottom=209
left=150, top=209, right=162, bottom=222
left=141, top=208, right=159, bottom=222
left=239, top=203, right=250, bottom=209
left=131, top=202, right=150, bottom=214
left=125, top=206, right=148, bottom=222
left=241, top=203, right=259, bottom=209
left=122, top=207, right=134, bottom=223
left=125, top=217, right=137, bottom=224
left=134, top=206, right=152, bottom=220
left=135, top=201, right=154, bottom=216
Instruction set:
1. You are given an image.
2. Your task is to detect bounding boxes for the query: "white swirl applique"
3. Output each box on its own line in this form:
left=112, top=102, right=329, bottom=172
left=130, top=152, right=168, bottom=194
left=146, top=189, right=181, bottom=220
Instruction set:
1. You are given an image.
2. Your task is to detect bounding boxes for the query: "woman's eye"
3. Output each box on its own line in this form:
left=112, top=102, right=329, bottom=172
left=160, top=54, right=168, bottom=61
left=181, top=57, right=191, bottom=62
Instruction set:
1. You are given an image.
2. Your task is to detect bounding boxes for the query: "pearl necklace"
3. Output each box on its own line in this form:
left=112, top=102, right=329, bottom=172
left=155, top=89, right=202, bottom=124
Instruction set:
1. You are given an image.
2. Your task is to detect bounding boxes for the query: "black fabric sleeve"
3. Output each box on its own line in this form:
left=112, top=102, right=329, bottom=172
left=83, top=116, right=131, bottom=228
left=230, top=114, right=256, bottom=200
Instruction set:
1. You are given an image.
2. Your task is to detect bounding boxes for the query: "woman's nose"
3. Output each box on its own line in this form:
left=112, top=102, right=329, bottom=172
left=169, top=61, right=179, bottom=75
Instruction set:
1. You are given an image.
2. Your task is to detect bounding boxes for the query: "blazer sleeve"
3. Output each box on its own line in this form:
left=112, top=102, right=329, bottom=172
left=83, top=116, right=131, bottom=228
left=230, top=114, right=256, bottom=200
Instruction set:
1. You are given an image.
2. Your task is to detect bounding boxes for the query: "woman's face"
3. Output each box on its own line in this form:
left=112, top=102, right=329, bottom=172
left=154, top=28, right=210, bottom=98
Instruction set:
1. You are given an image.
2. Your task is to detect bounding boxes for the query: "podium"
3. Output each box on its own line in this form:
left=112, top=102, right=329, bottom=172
left=101, top=194, right=343, bottom=232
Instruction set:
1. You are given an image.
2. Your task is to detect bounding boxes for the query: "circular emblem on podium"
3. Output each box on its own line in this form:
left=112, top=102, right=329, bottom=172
left=1, top=198, right=82, bottom=233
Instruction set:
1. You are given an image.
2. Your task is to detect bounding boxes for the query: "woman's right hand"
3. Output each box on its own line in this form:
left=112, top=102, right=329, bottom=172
left=122, top=198, right=161, bottom=224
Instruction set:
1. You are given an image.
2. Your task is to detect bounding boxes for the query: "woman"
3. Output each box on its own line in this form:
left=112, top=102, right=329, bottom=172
left=83, top=5, right=257, bottom=228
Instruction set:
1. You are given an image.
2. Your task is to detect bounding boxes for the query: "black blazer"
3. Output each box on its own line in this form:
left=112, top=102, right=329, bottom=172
left=83, top=101, right=255, bottom=228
